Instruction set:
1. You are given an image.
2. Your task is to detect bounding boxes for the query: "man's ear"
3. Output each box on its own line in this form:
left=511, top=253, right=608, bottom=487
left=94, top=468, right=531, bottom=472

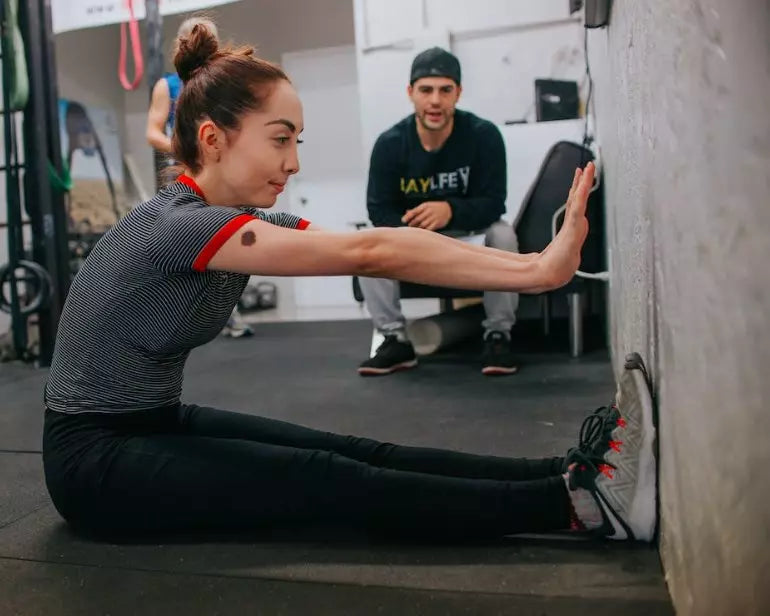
left=455, top=84, right=463, bottom=103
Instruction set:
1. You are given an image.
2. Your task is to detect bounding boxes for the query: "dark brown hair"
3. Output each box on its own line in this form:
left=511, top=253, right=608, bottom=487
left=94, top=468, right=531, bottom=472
left=170, top=22, right=289, bottom=174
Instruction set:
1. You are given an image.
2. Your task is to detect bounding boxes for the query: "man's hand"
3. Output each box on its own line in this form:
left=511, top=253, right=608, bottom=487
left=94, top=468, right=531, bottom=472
left=402, top=201, right=452, bottom=231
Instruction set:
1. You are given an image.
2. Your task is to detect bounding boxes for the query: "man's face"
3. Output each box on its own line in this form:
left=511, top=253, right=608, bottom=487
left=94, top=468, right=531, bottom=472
left=408, top=77, right=462, bottom=132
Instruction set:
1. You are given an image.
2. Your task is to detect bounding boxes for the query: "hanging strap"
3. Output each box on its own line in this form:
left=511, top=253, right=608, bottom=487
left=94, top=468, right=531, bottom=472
left=118, top=0, right=144, bottom=91
left=48, top=159, right=72, bottom=193
left=3, top=0, right=30, bottom=109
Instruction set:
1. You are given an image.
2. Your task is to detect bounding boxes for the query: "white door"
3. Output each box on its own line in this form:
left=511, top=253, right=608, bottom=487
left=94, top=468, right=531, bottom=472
left=353, top=14, right=450, bottom=158
left=280, top=46, right=368, bottom=308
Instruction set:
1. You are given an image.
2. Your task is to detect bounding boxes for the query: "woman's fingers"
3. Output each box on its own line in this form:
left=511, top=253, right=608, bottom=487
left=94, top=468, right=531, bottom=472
left=570, top=162, right=595, bottom=218
left=567, top=167, right=582, bottom=203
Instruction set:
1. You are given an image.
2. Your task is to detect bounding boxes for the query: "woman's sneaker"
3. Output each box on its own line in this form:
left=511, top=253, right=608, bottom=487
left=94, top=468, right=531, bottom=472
left=358, top=335, right=418, bottom=376
left=563, top=403, right=626, bottom=472
left=568, top=353, right=658, bottom=541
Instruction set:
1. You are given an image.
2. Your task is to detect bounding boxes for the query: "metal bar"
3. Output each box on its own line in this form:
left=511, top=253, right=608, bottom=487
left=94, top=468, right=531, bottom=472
left=568, top=292, right=584, bottom=358
left=19, top=0, right=67, bottom=365
left=40, top=0, right=71, bottom=295
left=1, top=0, right=29, bottom=356
left=145, top=0, right=165, bottom=191
left=0, top=220, right=31, bottom=229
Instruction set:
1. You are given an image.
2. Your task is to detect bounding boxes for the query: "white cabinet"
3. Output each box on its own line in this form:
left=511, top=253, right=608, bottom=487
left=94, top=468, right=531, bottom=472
left=354, top=0, right=584, bottom=157
left=355, top=26, right=451, bottom=157
left=358, top=0, right=574, bottom=47
left=455, top=22, right=585, bottom=126
left=424, top=0, right=572, bottom=35
left=359, top=0, right=425, bottom=49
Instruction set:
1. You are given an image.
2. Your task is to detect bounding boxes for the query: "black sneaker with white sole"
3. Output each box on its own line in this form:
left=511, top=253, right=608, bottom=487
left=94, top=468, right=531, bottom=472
left=358, top=336, right=417, bottom=376
left=568, top=353, right=657, bottom=541
left=481, top=331, right=519, bottom=376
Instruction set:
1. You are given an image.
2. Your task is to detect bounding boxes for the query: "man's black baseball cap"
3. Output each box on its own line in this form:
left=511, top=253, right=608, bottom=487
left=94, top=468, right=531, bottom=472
left=410, top=47, right=461, bottom=85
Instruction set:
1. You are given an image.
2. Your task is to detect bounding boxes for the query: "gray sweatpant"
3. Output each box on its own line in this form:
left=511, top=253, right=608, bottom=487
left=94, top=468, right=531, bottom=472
left=359, top=221, right=519, bottom=338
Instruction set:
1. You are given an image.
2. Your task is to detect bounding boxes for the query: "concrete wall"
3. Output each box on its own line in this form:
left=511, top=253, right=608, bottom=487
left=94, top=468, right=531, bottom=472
left=588, top=1, right=770, bottom=613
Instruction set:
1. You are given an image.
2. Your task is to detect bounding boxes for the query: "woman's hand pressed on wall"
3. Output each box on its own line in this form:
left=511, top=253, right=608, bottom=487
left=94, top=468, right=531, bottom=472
left=536, top=162, right=594, bottom=290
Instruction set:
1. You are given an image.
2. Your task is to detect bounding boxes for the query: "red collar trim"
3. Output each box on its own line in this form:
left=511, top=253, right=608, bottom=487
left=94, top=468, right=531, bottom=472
left=178, top=174, right=206, bottom=200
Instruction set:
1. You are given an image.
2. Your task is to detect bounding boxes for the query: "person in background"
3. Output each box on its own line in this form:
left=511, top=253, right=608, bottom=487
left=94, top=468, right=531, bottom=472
left=146, top=15, right=252, bottom=338
left=358, top=48, right=519, bottom=377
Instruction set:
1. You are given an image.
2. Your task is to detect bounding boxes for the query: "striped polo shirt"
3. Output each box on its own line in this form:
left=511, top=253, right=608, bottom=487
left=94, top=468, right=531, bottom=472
left=44, top=178, right=309, bottom=414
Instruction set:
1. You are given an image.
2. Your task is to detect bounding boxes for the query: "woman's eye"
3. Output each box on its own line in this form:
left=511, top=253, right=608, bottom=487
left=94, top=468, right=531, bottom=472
left=276, top=136, right=290, bottom=145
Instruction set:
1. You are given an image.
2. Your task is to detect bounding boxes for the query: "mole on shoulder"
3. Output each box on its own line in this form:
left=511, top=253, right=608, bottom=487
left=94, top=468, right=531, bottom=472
left=241, top=230, right=256, bottom=246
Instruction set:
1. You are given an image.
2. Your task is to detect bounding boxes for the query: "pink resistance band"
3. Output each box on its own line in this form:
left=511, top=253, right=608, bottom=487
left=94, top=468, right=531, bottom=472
left=118, top=0, right=144, bottom=90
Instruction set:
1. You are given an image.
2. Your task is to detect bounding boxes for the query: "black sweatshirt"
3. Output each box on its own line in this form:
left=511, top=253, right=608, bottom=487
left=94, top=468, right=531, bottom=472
left=366, top=109, right=507, bottom=231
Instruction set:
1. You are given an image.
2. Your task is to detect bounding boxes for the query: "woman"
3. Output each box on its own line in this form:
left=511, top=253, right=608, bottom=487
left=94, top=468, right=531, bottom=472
left=146, top=15, right=252, bottom=338
left=43, top=23, right=655, bottom=541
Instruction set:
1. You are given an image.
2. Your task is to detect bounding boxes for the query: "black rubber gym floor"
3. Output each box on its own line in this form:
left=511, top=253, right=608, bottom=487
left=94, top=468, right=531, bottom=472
left=0, top=319, right=673, bottom=615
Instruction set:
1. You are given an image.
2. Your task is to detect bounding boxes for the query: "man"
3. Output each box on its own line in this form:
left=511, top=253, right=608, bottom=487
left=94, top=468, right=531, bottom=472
left=146, top=16, right=252, bottom=339
left=358, top=47, right=519, bottom=377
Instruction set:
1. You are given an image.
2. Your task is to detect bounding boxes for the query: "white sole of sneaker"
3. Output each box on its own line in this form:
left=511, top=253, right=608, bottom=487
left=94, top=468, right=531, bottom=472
left=481, top=366, right=519, bottom=376
left=613, top=357, right=658, bottom=542
left=357, top=359, right=418, bottom=376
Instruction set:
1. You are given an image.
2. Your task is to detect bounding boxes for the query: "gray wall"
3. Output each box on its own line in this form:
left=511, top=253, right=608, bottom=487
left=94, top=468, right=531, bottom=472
left=588, top=1, right=770, bottom=613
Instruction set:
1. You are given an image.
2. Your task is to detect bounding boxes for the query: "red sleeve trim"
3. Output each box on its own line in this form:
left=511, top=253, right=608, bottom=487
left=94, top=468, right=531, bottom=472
left=296, top=218, right=311, bottom=230
left=192, top=214, right=256, bottom=272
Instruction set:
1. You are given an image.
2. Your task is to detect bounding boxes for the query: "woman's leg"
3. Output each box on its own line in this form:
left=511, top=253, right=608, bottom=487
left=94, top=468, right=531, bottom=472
left=179, top=404, right=565, bottom=481
left=47, top=416, right=571, bottom=537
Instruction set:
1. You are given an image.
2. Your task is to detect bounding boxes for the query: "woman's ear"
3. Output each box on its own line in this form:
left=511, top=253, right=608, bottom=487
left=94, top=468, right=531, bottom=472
left=198, top=119, right=222, bottom=163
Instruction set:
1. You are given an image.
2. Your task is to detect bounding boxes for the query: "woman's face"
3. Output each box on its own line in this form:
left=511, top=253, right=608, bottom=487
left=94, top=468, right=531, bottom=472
left=217, top=80, right=304, bottom=207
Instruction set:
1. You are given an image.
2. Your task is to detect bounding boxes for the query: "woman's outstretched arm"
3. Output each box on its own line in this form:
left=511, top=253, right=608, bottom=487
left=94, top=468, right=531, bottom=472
left=207, top=163, right=594, bottom=295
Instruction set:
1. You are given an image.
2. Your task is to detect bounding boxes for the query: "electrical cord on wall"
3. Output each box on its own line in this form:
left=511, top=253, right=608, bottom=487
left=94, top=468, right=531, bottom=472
left=551, top=204, right=609, bottom=281
left=554, top=23, right=609, bottom=283
left=582, top=26, right=593, bottom=156
left=580, top=24, right=602, bottom=190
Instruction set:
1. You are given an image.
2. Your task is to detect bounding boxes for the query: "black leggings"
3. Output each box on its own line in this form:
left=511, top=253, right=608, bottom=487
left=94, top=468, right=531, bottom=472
left=43, top=405, right=571, bottom=538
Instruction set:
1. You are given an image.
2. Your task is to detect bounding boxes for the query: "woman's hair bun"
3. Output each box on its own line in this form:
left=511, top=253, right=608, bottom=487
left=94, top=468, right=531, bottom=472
left=174, top=22, right=219, bottom=83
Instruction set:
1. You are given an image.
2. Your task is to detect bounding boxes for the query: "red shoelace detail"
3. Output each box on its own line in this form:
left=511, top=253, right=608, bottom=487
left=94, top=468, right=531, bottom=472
left=609, top=440, right=623, bottom=453
left=616, top=417, right=627, bottom=428
left=598, top=464, right=615, bottom=479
